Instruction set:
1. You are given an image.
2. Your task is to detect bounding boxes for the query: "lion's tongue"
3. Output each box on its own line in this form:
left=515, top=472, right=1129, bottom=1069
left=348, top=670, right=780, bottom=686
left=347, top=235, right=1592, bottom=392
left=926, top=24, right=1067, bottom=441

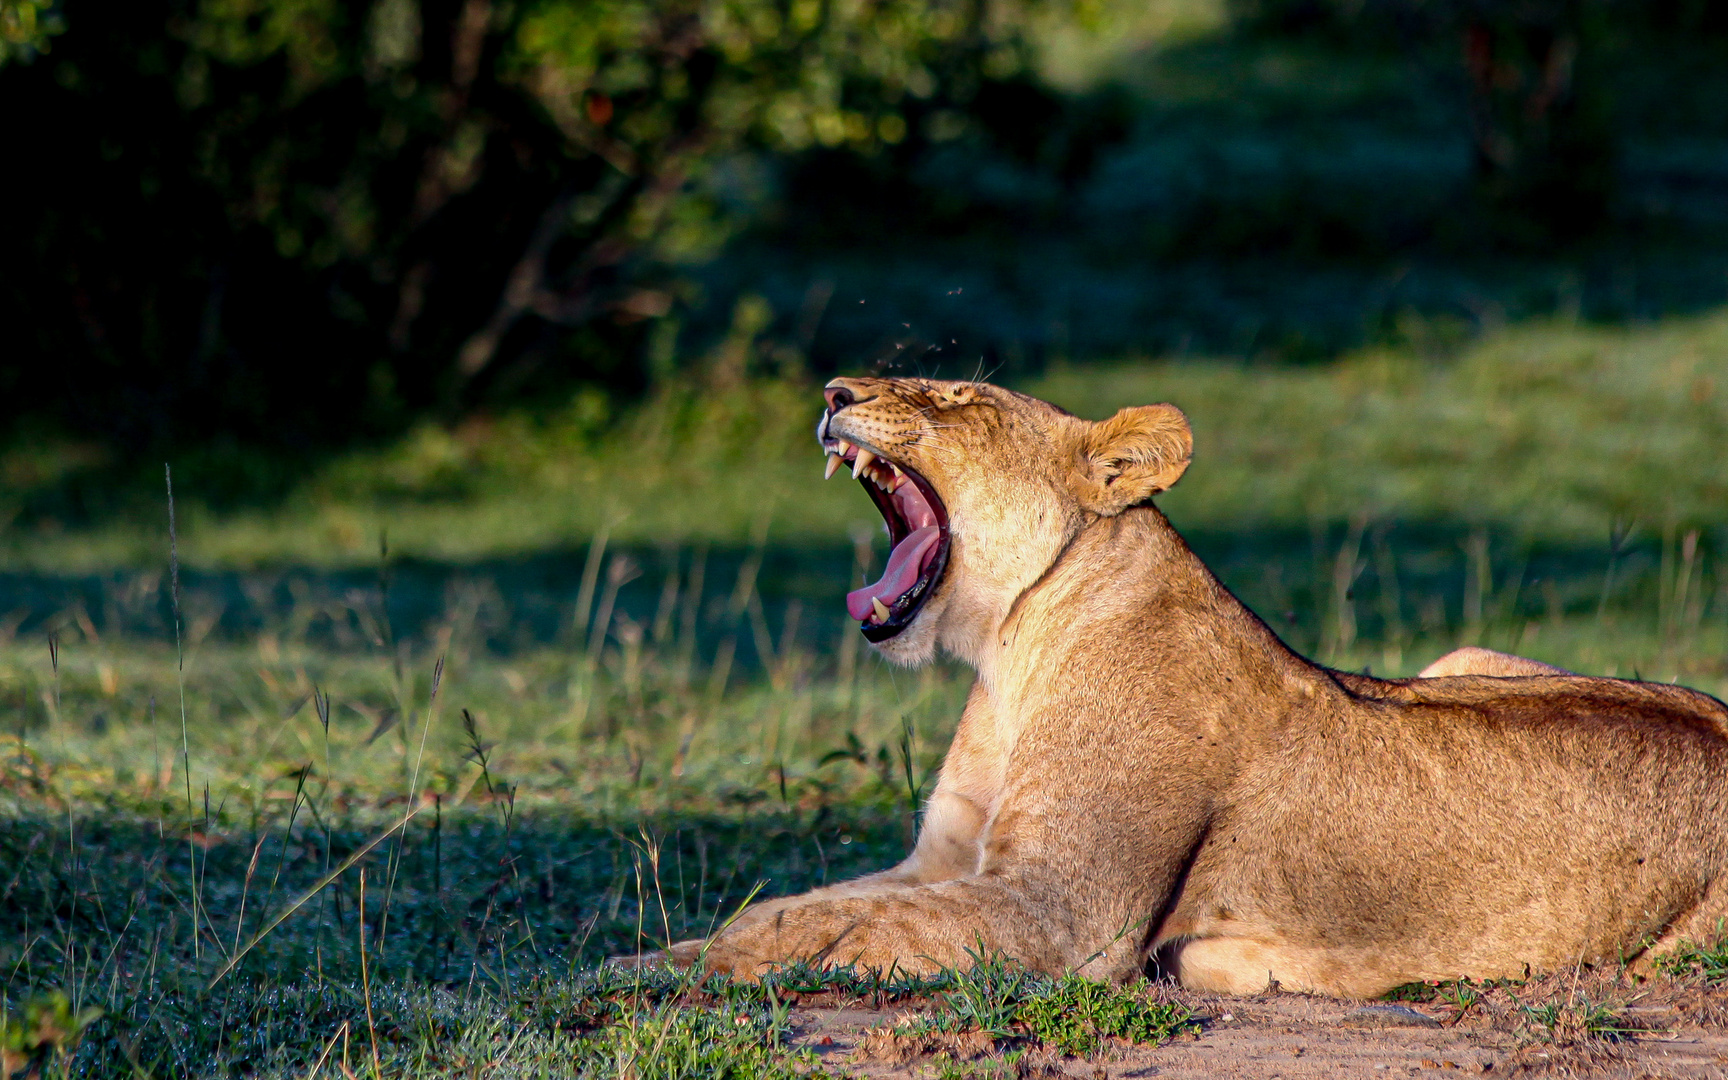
left=847, top=526, right=941, bottom=621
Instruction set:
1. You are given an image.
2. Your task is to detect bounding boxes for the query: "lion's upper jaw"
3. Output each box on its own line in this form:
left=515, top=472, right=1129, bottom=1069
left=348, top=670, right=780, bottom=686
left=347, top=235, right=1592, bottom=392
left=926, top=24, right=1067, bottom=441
left=821, top=415, right=1081, bottom=670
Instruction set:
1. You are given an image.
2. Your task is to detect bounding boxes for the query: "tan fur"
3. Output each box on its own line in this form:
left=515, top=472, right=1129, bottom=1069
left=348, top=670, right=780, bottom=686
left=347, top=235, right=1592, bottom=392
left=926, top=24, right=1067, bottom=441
left=644, top=378, right=1728, bottom=997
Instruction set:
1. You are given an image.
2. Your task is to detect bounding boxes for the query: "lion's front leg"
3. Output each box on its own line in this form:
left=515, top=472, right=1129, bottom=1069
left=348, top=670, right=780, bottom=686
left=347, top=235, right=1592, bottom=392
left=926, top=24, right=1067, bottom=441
left=612, top=787, right=991, bottom=973
left=694, top=874, right=1147, bottom=983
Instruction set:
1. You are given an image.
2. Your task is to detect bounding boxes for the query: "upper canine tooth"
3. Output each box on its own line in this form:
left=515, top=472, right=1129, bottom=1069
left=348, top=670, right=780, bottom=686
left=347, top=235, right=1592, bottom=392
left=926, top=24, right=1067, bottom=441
left=852, top=447, right=876, bottom=478
left=871, top=596, right=891, bottom=623
left=824, top=453, right=842, bottom=479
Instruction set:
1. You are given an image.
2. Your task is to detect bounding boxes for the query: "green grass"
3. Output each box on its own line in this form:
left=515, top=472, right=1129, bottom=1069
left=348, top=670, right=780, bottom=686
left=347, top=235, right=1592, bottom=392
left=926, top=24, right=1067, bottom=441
left=0, top=565, right=967, bottom=1074
left=1038, top=314, right=1728, bottom=543
left=865, top=949, right=1192, bottom=1050
left=7, top=310, right=1728, bottom=572
left=1513, top=992, right=1649, bottom=1044
left=1653, top=932, right=1728, bottom=984
left=6, top=313, right=1728, bottom=1075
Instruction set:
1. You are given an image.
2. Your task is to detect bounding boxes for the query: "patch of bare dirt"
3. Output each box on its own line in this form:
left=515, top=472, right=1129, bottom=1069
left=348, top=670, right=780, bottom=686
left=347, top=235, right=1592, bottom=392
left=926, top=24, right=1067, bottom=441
left=784, top=974, right=1728, bottom=1079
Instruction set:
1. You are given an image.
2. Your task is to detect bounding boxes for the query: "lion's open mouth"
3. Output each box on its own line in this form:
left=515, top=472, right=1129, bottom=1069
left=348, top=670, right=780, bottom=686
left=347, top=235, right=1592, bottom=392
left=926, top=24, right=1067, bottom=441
left=820, top=433, right=950, bottom=643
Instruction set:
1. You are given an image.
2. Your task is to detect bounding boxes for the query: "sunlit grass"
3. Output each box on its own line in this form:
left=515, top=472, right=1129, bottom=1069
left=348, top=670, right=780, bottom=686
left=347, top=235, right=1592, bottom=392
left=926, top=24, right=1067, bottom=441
left=1029, top=313, right=1728, bottom=542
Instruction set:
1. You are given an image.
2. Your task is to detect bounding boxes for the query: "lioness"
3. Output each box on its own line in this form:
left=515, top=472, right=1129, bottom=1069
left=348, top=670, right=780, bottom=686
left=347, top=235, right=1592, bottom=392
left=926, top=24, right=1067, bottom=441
left=658, top=377, right=1728, bottom=998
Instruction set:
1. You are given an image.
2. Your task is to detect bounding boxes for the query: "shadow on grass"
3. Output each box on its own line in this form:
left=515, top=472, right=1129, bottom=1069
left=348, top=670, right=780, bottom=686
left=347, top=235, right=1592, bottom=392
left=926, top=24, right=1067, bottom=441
left=0, top=521, right=1714, bottom=675
left=0, top=805, right=904, bottom=988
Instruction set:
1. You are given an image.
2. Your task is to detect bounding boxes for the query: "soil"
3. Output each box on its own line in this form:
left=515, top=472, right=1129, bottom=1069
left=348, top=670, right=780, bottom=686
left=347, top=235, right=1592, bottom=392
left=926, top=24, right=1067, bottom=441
left=779, top=972, right=1728, bottom=1079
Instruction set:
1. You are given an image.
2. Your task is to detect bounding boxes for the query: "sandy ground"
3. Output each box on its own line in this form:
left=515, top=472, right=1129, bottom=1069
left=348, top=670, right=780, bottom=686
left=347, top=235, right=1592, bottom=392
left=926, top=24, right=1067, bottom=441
left=777, top=974, right=1728, bottom=1079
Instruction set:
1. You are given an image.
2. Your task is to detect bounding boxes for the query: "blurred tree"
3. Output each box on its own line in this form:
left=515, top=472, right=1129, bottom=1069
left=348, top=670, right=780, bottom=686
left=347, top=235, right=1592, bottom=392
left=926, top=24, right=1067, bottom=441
left=0, top=0, right=1062, bottom=500
left=0, top=0, right=61, bottom=62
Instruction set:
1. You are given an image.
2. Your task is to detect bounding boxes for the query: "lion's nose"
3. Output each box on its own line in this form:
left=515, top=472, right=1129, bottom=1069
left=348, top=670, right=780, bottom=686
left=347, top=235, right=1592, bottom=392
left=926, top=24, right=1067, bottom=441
left=824, top=385, right=856, bottom=411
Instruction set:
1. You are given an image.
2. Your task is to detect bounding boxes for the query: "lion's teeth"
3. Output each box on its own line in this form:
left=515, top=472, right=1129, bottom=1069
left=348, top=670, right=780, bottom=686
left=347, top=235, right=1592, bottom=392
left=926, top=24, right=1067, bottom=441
left=852, top=447, right=876, bottom=478
left=824, top=453, right=842, bottom=479
left=871, top=597, right=891, bottom=623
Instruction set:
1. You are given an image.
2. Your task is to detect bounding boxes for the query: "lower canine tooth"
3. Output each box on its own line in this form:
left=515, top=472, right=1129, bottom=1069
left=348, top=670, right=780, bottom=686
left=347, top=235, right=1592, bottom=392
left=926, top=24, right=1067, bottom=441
left=871, top=597, right=891, bottom=622
left=824, top=453, right=842, bottom=479
left=852, top=447, right=876, bottom=478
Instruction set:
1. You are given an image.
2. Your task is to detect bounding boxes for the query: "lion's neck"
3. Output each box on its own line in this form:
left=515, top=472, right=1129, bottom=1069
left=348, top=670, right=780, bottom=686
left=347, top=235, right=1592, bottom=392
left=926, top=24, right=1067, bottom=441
left=964, top=504, right=1328, bottom=714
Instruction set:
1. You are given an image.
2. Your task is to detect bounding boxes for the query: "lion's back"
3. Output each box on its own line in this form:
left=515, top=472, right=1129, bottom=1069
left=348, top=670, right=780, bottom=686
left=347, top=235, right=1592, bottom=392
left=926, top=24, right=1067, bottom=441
left=1339, top=669, right=1728, bottom=743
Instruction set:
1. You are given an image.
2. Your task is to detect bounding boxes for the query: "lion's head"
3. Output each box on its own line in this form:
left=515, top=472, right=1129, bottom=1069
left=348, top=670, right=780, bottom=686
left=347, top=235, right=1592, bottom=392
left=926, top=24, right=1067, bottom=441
left=817, top=377, right=1193, bottom=665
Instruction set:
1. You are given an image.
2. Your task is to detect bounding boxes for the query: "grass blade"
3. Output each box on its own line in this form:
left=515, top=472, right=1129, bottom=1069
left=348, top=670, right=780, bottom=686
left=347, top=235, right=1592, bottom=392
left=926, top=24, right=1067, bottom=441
left=206, top=805, right=424, bottom=989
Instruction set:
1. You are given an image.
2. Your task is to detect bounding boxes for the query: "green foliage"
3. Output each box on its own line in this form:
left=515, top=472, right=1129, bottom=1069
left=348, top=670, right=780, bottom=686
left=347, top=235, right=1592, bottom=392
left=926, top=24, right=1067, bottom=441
left=1384, top=977, right=1488, bottom=1025
left=0, top=0, right=1078, bottom=472
left=1016, top=973, right=1194, bottom=1056
left=1513, top=993, right=1643, bottom=1043
left=1652, top=932, right=1728, bottom=984
left=896, top=950, right=1196, bottom=1054
left=573, top=996, right=812, bottom=1080
left=935, top=951, right=1039, bottom=1037
left=1, top=991, right=102, bottom=1080
left=0, top=0, right=58, bottom=63
left=515, top=0, right=1021, bottom=157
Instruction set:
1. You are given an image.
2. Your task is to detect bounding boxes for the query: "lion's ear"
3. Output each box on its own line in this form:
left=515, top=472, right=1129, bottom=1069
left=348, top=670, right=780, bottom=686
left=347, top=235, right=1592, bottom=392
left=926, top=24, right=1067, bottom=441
left=1073, top=403, right=1193, bottom=514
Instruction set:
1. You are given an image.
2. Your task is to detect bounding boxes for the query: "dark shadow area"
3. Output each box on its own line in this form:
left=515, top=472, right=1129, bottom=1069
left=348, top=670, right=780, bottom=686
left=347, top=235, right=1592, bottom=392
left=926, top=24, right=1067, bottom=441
left=0, top=805, right=907, bottom=985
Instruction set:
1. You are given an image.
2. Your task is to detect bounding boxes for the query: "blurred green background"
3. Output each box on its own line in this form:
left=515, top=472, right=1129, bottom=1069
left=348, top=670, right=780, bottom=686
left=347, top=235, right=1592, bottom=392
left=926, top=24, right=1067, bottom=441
left=5, top=2, right=1728, bottom=1068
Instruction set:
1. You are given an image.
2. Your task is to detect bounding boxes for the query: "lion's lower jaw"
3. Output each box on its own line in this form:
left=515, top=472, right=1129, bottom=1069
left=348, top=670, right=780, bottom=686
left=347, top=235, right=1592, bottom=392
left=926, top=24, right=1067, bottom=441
left=868, top=593, right=949, bottom=666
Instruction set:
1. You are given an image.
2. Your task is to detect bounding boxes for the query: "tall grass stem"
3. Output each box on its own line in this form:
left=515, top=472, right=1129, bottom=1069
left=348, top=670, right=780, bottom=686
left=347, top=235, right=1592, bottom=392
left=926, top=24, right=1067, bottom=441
left=165, top=463, right=204, bottom=959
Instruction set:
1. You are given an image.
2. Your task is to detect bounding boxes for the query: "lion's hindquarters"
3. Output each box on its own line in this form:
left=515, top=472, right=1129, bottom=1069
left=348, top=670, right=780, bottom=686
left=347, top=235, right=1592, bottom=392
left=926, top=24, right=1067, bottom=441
left=1178, top=701, right=1728, bottom=995
left=1162, top=938, right=1394, bottom=998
